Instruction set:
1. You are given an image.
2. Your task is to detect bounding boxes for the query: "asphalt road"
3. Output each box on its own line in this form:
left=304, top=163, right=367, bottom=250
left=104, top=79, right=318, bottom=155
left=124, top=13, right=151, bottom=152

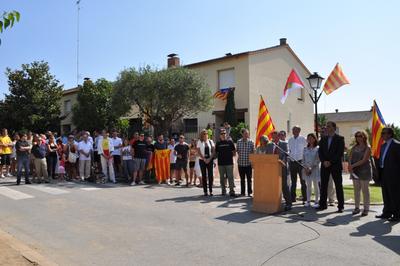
left=0, top=177, right=399, bottom=266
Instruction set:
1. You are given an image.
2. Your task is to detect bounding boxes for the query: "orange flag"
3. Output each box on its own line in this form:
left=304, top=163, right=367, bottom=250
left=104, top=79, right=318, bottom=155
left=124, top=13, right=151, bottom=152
left=323, top=63, right=350, bottom=95
left=255, top=96, right=275, bottom=147
left=154, top=149, right=171, bottom=182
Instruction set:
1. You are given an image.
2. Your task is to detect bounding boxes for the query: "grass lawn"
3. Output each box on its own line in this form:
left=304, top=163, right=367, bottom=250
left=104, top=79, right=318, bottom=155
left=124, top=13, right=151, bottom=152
left=297, top=184, right=383, bottom=204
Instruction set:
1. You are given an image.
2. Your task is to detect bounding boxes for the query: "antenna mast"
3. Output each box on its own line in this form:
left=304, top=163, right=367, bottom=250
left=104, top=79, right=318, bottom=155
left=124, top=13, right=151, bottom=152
left=76, top=0, right=81, bottom=87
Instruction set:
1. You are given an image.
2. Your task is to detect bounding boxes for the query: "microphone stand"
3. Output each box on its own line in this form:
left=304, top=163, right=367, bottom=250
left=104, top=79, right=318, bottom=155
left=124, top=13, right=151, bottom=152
left=272, top=142, right=307, bottom=169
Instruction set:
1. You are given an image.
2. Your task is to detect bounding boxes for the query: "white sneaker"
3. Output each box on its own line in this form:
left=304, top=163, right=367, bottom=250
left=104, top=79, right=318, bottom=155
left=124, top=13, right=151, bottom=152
left=0, top=174, right=4, bottom=178
left=139, top=181, right=145, bottom=185
left=304, top=202, right=310, bottom=207
left=130, top=182, right=137, bottom=186
left=6, top=173, right=13, bottom=177
left=313, top=203, right=320, bottom=208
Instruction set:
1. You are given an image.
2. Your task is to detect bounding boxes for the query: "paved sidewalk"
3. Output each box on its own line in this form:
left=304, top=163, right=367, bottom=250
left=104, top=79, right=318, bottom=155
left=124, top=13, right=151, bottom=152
left=0, top=227, right=56, bottom=266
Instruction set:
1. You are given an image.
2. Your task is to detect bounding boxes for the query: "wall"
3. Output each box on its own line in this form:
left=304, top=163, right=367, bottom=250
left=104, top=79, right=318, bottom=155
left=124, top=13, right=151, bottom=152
left=335, top=120, right=372, bottom=148
left=60, top=91, right=78, bottom=134
left=188, top=55, right=250, bottom=129
left=248, top=47, right=314, bottom=138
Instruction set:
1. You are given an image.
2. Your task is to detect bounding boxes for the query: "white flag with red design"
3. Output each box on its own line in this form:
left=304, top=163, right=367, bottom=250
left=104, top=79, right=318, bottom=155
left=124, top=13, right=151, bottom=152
left=281, top=69, right=305, bottom=104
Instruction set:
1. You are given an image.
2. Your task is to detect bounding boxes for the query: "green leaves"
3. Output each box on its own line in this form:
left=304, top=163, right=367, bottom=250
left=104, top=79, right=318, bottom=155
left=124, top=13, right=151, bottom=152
left=0, top=61, right=63, bottom=132
left=1, top=10, right=21, bottom=44
left=113, top=66, right=212, bottom=135
left=72, top=78, right=117, bottom=132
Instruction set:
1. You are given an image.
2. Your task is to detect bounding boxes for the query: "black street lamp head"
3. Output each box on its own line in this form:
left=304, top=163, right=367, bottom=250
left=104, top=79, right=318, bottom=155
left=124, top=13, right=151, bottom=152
left=307, top=72, right=324, bottom=90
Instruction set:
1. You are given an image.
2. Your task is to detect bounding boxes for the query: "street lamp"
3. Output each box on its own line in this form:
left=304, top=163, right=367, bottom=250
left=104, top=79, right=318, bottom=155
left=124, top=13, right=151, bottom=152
left=306, top=72, right=324, bottom=139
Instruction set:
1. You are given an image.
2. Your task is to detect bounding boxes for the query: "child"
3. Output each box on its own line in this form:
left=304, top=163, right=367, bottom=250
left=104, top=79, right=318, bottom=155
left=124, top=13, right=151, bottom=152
left=58, top=154, right=66, bottom=182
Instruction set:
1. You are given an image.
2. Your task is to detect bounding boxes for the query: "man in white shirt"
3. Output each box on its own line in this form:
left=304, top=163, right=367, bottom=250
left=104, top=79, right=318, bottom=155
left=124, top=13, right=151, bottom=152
left=111, top=130, right=123, bottom=178
left=288, top=126, right=307, bottom=203
left=78, top=132, right=92, bottom=181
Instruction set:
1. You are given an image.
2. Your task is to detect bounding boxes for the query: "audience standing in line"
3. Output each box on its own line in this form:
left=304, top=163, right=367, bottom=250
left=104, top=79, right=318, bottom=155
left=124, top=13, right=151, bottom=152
left=302, top=133, right=320, bottom=208
left=197, top=129, right=215, bottom=196
left=317, top=121, right=345, bottom=213
left=376, top=127, right=400, bottom=222
left=236, top=129, right=254, bottom=197
left=215, top=128, right=236, bottom=197
left=288, top=126, right=308, bottom=204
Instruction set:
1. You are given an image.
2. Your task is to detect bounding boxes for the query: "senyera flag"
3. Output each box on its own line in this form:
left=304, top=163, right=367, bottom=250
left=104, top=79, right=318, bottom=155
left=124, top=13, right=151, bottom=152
left=255, top=96, right=275, bottom=147
left=323, top=63, right=350, bottom=95
left=213, top=87, right=233, bottom=101
left=154, top=149, right=171, bottom=183
left=281, top=69, right=305, bottom=104
left=371, top=100, right=386, bottom=158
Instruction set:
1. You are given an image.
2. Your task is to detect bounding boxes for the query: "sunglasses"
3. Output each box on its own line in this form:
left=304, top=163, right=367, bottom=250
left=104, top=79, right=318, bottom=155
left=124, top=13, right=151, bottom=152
left=355, top=135, right=363, bottom=138
left=179, top=137, right=185, bottom=139
left=220, top=132, right=226, bottom=135
left=381, top=132, right=389, bottom=135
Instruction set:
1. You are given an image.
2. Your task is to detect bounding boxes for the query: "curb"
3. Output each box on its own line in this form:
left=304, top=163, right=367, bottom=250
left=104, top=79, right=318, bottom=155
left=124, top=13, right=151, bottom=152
left=0, top=228, right=57, bottom=266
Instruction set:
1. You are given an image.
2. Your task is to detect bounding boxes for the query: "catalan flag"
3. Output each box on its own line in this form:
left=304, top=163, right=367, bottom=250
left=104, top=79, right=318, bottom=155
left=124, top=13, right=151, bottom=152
left=371, top=100, right=386, bottom=159
left=154, top=149, right=171, bottom=182
left=213, top=87, right=232, bottom=100
left=255, top=96, right=275, bottom=147
left=322, top=63, right=350, bottom=95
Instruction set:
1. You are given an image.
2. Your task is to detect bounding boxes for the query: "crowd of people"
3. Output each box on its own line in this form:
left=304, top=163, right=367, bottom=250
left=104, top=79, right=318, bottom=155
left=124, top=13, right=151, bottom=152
left=1, top=120, right=399, bottom=221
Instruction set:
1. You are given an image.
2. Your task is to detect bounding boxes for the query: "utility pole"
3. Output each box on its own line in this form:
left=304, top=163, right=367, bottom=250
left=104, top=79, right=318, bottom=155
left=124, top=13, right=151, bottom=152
left=76, top=0, right=81, bottom=87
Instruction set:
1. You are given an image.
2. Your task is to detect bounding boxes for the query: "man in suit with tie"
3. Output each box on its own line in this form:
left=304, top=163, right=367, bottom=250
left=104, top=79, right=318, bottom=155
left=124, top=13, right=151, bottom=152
left=266, top=131, right=292, bottom=211
left=317, top=121, right=345, bottom=212
left=376, top=127, right=400, bottom=222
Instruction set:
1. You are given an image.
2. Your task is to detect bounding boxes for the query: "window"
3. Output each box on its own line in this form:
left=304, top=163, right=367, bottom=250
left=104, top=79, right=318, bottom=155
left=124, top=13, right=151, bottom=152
left=184, top=118, right=198, bottom=133
left=64, top=100, right=71, bottom=114
left=218, top=69, right=235, bottom=89
left=62, top=124, right=71, bottom=134
left=297, top=87, right=304, bottom=101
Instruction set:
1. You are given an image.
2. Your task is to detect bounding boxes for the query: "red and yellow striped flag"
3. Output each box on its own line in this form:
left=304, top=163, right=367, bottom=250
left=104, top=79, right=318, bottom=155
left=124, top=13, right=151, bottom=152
left=371, top=100, right=386, bottom=158
left=255, top=96, right=275, bottom=147
left=322, top=63, right=350, bottom=95
left=154, top=149, right=171, bottom=182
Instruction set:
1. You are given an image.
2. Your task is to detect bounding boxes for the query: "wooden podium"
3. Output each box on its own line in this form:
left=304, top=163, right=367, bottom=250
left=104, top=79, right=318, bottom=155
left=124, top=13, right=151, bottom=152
left=249, top=154, right=282, bottom=214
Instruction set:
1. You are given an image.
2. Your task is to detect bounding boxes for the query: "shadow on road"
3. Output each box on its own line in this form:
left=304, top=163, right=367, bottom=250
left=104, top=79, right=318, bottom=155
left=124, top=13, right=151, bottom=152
left=350, top=219, right=400, bottom=255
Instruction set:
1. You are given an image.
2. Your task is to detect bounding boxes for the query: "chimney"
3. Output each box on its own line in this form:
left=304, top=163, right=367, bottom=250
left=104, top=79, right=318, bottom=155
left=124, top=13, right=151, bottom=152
left=335, top=109, right=339, bottom=113
left=167, top=53, right=180, bottom=68
left=279, top=38, right=287, bottom=46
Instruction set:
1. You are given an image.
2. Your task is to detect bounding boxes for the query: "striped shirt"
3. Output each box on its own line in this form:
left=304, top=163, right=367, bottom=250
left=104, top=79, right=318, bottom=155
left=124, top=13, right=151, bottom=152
left=236, top=138, right=255, bottom=167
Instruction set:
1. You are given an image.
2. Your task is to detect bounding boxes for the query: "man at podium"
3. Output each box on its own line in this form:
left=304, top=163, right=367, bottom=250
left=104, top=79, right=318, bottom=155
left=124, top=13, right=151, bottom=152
left=265, top=131, right=292, bottom=211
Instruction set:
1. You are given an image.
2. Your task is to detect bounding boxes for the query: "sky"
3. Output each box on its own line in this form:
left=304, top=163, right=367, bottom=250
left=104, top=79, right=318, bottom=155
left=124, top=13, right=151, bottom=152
left=1, top=0, right=399, bottom=124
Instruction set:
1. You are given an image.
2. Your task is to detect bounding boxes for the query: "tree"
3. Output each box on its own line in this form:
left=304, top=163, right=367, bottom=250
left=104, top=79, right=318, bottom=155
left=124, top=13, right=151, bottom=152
left=113, top=66, right=212, bottom=136
left=0, top=11, right=20, bottom=45
left=0, top=61, right=63, bottom=132
left=223, top=89, right=237, bottom=127
left=72, top=78, right=117, bottom=132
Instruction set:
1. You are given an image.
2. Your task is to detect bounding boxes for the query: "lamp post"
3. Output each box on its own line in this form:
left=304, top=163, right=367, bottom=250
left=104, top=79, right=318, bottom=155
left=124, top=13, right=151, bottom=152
left=306, top=72, right=324, bottom=139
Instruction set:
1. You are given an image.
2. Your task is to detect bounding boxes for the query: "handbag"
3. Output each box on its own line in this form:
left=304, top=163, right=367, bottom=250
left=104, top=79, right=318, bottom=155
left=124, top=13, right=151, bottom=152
left=67, top=145, right=78, bottom=163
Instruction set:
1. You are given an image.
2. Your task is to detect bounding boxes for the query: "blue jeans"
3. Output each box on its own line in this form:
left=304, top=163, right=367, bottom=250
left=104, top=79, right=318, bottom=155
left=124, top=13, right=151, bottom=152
left=123, top=160, right=135, bottom=180
left=17, top=156, right=30, bottom=182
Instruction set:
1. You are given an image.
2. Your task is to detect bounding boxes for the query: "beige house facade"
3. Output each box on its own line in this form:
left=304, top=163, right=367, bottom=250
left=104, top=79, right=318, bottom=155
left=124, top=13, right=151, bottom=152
left=60, top=87, right=79, bottom=134
left=186, top=38, right=314, bottom=138
left=321, top=110, right=372, bottom=148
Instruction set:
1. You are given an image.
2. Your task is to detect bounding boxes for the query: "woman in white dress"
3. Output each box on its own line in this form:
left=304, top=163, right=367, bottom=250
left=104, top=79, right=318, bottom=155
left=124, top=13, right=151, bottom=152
left=302, top=133, right=320, bottom=207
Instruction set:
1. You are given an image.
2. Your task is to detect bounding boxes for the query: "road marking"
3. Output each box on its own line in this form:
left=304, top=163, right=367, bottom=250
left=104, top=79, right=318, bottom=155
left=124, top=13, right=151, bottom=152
left=0, top=187, right=34, bottom=200
left=29, top=185, right=69, bottom=195
left=80, top=187, right=101, bottom=191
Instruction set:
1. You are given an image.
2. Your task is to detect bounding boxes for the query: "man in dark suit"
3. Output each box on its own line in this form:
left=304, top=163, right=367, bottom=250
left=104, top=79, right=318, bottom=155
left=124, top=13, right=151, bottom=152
left=376, top=127, right=400, bottom=222
left=266, top=131, right=292, bottom=211
left=317, top=121, right=345, bottom=212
